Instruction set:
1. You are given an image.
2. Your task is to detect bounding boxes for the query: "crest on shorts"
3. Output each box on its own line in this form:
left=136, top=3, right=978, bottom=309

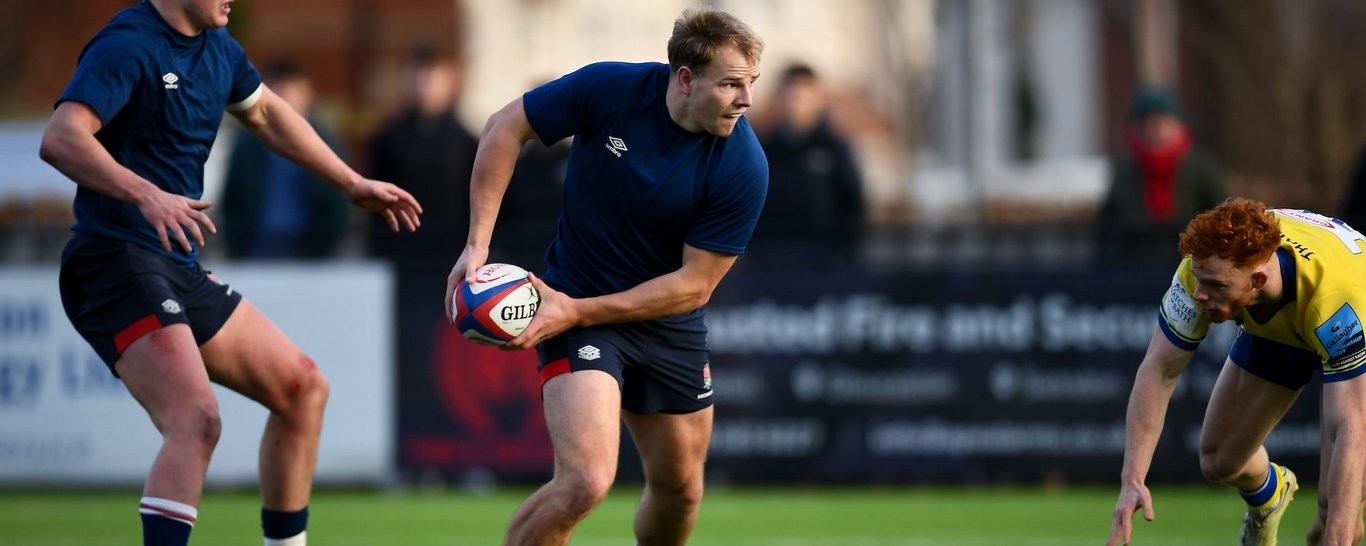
left=161, top=299, right=182, bottom=314
left=577, top=345, right=601, bottom=361
left=702, top=363, right=712, bottom=390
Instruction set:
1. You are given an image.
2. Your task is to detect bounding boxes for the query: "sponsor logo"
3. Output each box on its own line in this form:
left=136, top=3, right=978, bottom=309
left=577, top=345, right=601, bottom=361
left=1316, top=303, right=1364, bottom=366
left=162, top=72, right=180, bottom=90
left=1160, top=276, right=1201, bottom=335
left=160, top=299, right=182, bottom=314
left=1275, top=209, right=1336, bottom=229
left=605, top=136, right=628, bottom=157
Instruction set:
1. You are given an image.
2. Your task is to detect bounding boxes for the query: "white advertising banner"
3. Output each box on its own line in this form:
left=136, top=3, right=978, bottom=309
left=0, top=263, right=394, bottom=486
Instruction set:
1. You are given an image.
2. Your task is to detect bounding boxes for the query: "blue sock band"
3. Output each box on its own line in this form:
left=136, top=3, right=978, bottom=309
left=262, top=506, right=309, bottom=539
left=1240, top=462, right=1279, bottom=507
left=141, top=512, right=192, bottom=546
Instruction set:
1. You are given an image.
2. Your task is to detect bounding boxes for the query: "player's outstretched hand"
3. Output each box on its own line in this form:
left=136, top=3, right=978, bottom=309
left=135, top=187, right=216, bottom=254
left=1108, top=481, right=1155, bottom=546
left=505, top=272, right=577, bottom=350
left=445, top=245, right=489, bottom=325
left=346, top=178, right=423, bottom=232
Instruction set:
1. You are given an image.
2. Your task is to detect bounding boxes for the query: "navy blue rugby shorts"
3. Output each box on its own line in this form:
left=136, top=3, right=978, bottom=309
left=1228, top=327, right=1319, bottom=389
left=58, top=237, right=242, bottom=375
left=536, top=309, right=714, bottom=414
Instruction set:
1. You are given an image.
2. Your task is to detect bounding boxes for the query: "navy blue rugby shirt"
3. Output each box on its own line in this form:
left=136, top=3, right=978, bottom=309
left=58, top=0, right=262, bottom=264
left=521, top=62, right=769, bottom=302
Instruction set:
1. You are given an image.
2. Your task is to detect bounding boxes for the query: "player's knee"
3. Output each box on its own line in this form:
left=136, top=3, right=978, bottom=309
left=271, top=353, right=329, bottom=417
left=1197, top=452, right=1243, bottom=484
left=558, top=467, right=615, bottom=513
left=165, top=402, right=222, bottom=453
left=652, top=475, right=704, bottom=509
left=294, top=353, right=329, bottom=407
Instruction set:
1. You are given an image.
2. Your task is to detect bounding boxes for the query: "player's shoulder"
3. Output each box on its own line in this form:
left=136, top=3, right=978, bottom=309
left=565, top=61, right=666, bottom=96
left=1161, top=255, right=1197, bottom=295
left=729, top=116, right=767, bottom=163
left=204, top=26, right=248, bottom=50
left=710, top=116, right=767, bottom=187
left=83, top=4, right=163, bottom=56
left=574, top=61, right=666, bottom=79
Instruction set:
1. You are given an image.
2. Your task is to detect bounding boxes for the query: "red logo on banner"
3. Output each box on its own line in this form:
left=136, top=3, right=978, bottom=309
left=404, top=320, right=552, bottom=470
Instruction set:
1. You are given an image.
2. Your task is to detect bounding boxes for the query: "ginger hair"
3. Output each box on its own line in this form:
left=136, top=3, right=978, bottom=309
left=1178, top=198, right=1281, bottom=267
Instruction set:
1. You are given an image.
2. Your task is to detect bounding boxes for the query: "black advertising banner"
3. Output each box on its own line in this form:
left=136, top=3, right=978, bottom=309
left=396, top=263, right=1323, bottom=485
left=393, top=261, right=553, bottom=483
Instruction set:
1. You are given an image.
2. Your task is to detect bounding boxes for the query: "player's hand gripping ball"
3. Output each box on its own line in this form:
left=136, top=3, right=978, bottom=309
left=452, top=263, right=541, bottom=346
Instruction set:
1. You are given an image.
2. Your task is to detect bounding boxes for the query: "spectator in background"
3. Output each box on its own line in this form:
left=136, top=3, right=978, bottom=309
left=498, top=108, right=570, bottom=271
left=367, top=45, right=479, bottom=261
left=1338, top=145, right=1366, bottom=230
left=750, top=63, right=865, bottom=266
left=220, top=60, right=351, bottom=260
left=1095, top=88, right=1227, bottom=267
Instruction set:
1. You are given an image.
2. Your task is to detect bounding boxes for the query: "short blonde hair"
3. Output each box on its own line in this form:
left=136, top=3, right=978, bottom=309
left=667, top=8, right=764, bottom=75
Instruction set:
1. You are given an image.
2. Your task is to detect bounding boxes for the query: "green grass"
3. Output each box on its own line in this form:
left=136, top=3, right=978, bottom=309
left=0, top=485, right=1318, bottom=545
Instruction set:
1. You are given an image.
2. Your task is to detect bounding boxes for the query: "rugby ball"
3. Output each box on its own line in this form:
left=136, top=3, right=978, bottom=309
left=452, top=263, right=540, bottom=346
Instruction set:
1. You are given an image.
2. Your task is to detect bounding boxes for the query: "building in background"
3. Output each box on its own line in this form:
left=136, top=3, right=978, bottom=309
left=5, top=0, right=1366, bottom=265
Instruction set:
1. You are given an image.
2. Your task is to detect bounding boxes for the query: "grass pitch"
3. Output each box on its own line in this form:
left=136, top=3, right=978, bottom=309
left=0, top=485, right=1317, bottom=545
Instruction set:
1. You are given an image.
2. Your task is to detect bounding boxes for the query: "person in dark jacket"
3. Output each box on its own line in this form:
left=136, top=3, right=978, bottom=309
left=751, top=63, right=865, bottom=266
left=366, top=45, right=479, bottom=261
left=1096, top=88, right=1228, bottom=267
left=220, top=60, right=351, bottom=259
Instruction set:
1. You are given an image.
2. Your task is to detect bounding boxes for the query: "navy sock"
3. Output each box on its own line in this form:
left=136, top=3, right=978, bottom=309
left=139, top=497, right=196, bottom=546
left=262, top=506, right=309, bottom=539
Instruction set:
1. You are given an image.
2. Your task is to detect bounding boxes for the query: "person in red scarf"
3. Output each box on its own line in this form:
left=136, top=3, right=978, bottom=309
left=1096, top=88, right=1227, bottom=267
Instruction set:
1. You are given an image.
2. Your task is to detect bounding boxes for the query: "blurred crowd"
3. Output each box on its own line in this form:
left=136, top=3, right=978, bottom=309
left=6, top=0, right=1366, bottom=274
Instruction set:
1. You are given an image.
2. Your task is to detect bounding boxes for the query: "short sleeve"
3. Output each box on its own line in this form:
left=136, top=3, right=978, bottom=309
left=1157, top=259, right=1210, bottom=351
left=522, top=64, right=607, bottom=145
left=685, top=148, right=769, bottom=255
left=1310, top=296, right=1366, bottom=382
left=222, top=32, right=262, bottom=110
left=56, top=34, right=143, bottom=126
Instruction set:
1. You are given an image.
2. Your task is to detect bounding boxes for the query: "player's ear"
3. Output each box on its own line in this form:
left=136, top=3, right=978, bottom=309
left=1250, top=270, right=1268, bottom=290
left=677, top=66, right=695, bottom=95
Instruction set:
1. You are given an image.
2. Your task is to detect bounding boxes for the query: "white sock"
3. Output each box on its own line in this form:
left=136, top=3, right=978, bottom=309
left=265, top=531, right=306, bottom=546
left=139, top=496, right=198, bottom=526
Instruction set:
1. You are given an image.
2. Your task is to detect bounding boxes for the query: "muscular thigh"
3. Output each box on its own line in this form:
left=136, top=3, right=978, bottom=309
left=116, top=324, right=219, bottom=429
left=623, top=407, right=713, bottom=483
left=1201, top=358, right=1303, bottom=456
left=199, top=298, right=317, bottom=411
left=542, top=370, right=623, bottom=473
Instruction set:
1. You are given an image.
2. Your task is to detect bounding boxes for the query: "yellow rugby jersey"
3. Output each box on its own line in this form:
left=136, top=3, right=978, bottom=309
left=1158, top=209, right=1366, bottom=382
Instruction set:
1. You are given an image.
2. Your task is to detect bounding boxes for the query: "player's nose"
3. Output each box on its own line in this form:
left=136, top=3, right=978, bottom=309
left=735, top=85, right=753, bottom=108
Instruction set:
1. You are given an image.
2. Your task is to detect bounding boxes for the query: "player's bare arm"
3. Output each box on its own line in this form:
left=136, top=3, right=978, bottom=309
left=505, top=244, right=738, bottom=350
left=444, top=97, right=540, bottom=323
left=463, top=98, right=539, bottom=267
left=40, top=101, right=215, bottom=254
left=1108, top=327, right=1197, bottom=546
left=230, top=84, right=422, bottom=233
left=1319, top=376, right=1366, bottom=545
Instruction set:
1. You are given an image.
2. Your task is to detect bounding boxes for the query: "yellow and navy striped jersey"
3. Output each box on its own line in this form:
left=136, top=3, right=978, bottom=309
left=1158, top=209, right=1366, bottom=382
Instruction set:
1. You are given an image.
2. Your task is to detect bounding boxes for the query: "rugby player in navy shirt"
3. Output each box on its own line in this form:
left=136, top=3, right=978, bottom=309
left=444, top=8, right=767, bottom=545
left=40, top=1, right=421, bottom=545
